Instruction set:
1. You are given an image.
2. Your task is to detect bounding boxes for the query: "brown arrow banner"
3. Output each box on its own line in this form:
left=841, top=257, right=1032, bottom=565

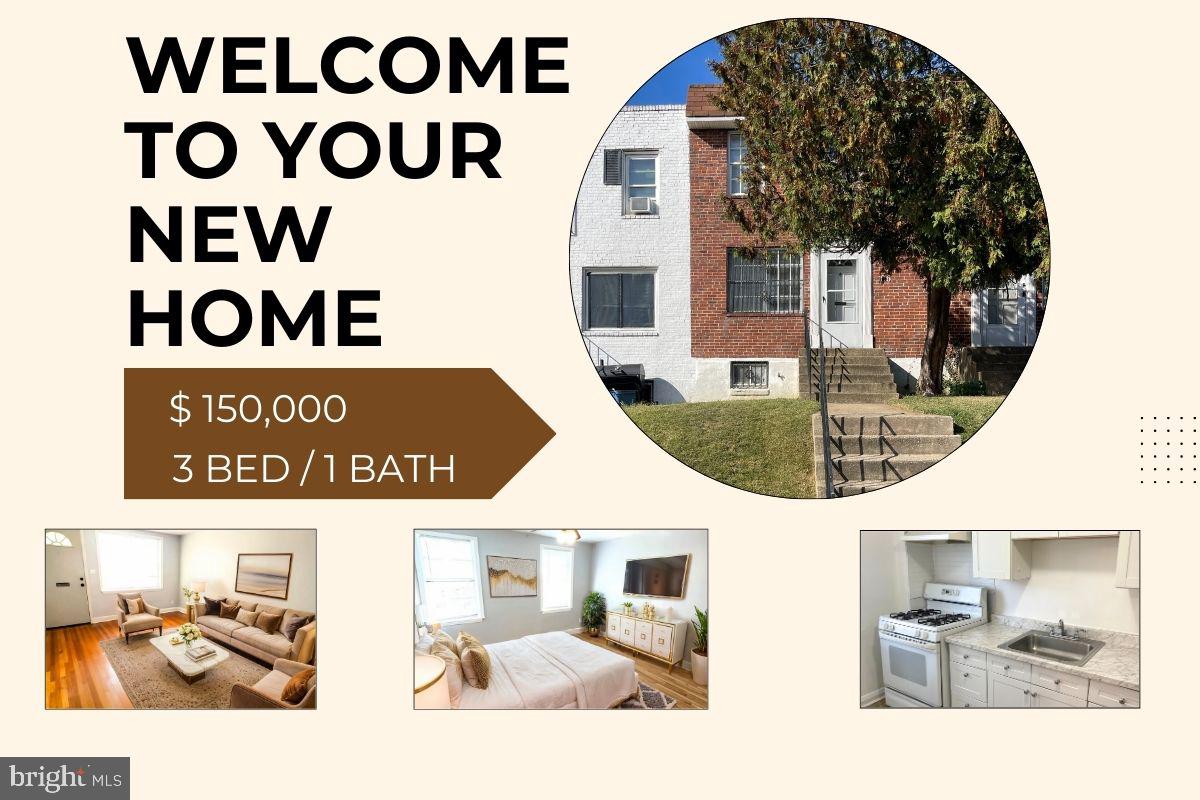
left=124, top=368, right=554, bottom=499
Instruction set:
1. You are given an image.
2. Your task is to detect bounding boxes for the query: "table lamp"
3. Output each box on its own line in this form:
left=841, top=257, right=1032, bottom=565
left=414, top=653, right=450, bottom=709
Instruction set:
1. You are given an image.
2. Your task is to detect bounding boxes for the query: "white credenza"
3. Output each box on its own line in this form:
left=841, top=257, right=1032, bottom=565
left=605, top=610, right=688, bottom=672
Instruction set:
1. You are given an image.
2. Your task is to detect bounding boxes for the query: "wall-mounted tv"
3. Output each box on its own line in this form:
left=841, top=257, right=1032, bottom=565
left=622, top=554, right=690, bottom=599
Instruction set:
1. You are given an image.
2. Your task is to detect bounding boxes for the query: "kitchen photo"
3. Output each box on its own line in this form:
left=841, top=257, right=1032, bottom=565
left=861, top=530, right=1139, bottom=709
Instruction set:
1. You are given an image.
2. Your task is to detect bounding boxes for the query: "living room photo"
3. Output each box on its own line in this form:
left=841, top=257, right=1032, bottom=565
left=44, top=529, right=317, bottom=710
left=414, top=529, right=708, bottom=709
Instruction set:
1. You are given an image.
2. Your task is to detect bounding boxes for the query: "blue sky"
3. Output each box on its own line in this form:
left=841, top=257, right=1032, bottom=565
left=627, top=39, right=721, bottom=105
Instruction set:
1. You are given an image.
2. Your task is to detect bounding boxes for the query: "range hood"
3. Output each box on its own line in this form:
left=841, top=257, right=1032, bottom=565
left=902, top=531, right=972, bottom=543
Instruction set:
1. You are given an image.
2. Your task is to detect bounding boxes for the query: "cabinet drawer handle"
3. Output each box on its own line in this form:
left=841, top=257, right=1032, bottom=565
left=1023, top=689, right=1029, bottom=695
left=640, top=634, right=646, bottom=639
left=1053, top=679, right=1061, bottom=685
left=1030, top=692, right=1038, bottom=698
left=963, top=703, right=970, bottom=708
left=1003, top=665, right=1010, bottom=671
left=658, top=638, right=665, bottom=644
left=962, top=673, right=970, bottom=678
left=1118, top=698, right=1127, bottom=705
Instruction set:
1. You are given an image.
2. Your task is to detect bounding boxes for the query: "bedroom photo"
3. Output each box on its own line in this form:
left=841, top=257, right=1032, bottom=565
left=44, top=529, right=317, bottom=710
left=413, top=529, right=708, bottom=709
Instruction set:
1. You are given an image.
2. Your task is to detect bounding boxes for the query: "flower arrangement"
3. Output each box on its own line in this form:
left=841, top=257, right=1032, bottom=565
left=182, top=586, right=199, bottom=603
left=177, top=623, right=201, bottom=646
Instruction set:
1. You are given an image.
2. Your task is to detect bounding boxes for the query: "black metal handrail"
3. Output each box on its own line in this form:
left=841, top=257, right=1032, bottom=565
left=583, top=336, right=625, bottom=371
left=803, top=312, right=838, bottom=499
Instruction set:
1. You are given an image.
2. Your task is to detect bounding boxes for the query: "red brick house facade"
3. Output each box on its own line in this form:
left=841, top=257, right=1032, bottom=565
left=684, top=85, right=1037, bottom=398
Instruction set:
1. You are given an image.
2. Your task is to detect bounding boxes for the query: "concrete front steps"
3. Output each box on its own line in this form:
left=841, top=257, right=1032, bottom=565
left=804, top=348, right=898, bottom=403
left=812, top=410, right=961, bottom=497
left=958, top=346, right=1033, bottom=395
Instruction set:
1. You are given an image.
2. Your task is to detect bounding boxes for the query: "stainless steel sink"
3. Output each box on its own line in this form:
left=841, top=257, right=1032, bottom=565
left=998, top=630, right=1105, bottom=665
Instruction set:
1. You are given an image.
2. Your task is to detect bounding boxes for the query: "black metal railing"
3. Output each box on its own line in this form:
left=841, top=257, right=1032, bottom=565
left=583, top=336, right=624, bottom=371
left=803, top=312, right=842, bottom=499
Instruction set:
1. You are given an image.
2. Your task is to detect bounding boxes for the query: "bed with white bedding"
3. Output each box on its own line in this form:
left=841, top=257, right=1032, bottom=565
left=457, top=631, right=639, bottom=709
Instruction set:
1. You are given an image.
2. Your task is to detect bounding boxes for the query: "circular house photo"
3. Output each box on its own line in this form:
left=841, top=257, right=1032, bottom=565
left=569, top=19, right=1050, bottom=498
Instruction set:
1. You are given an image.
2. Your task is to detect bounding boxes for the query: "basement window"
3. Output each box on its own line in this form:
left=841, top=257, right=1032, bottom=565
left=730, top=361, right=768, bottom=390
left=586, top=271, right=655, bottom=329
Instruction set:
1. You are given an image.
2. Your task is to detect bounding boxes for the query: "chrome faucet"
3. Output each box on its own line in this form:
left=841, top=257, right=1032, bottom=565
left=1045, top=618, right=1067, bottom=636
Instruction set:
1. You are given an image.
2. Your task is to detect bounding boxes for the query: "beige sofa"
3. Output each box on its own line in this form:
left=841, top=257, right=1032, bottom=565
left=229, top=658, right=317, bottom=709
left=194, top=599, right=316, bottom=665
left=116, top=592, right=163, bottom=644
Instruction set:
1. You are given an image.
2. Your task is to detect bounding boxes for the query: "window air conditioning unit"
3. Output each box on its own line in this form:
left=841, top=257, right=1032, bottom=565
left=628, top=196, right=653, bottom=214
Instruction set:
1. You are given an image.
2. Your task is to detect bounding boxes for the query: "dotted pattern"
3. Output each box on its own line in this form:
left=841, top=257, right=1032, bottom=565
left=1139, top=416, right=1200, bottom=484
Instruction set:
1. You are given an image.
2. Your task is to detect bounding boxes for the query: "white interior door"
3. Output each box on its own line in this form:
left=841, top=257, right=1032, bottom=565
left=822, top=255, right=862, bottom=347
left=45, top=531, right=91, bottom=628
left=980, top=278, right=1032, bottom=346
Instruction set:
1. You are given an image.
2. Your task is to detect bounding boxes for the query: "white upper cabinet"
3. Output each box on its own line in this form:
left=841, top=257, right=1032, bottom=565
left=1059, top=531, right=1118, bottom=538
left=972, top=531, right=1032, bottom=581
left=1011, top=531, right=1058, bottom=540
left=1115, top=531, right=1140, bottom=589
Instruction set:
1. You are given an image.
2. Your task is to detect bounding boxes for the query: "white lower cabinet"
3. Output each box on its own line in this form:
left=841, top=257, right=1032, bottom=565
left=988, top=673, right=1032, bottom=707
left=947, top=644, right=1134, bottom=708
left=606, top=610, right=688, bottom=671
left=1088, top=680, right=1140, bottom=708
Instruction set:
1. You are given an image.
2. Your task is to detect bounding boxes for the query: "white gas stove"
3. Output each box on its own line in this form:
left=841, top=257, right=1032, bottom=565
left=878, top=583, right=989, bottom=707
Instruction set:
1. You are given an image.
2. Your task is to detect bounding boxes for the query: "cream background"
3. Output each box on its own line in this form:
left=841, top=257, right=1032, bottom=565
left=1, top=1, right=1194, bottom=798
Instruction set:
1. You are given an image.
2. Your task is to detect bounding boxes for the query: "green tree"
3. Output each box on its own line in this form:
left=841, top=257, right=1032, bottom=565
left=713, top=20, right=1049, bottom=394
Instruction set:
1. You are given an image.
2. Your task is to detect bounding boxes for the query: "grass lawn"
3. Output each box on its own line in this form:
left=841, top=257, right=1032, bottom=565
left=890, top=395, right=1005, bottom=442
left=624, top=399, right=820, bottom=498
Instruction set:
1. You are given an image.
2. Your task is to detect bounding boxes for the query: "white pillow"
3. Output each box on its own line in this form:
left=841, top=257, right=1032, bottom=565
left=429, top=643, right=464, bottom=709
left=415, top=634, right=436, bottom=654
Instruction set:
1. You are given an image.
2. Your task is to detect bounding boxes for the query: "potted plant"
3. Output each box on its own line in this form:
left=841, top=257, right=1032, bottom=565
left=581, top=592, right=607, bottom=637
left=691, top=607, right=708, bottom=686
left=622, top=600, right=634, bottom=614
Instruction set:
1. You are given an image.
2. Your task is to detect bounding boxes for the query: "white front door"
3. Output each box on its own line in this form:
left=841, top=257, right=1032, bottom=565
left=821, top=253, right=863, bottom=347
left=45, top=531, right=91, bottom=628
left=977, top=275, right=1036, bottom=346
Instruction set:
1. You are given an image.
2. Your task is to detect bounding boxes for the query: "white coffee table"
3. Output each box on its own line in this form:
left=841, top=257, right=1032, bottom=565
left=149, top=631, right=230, bottom=684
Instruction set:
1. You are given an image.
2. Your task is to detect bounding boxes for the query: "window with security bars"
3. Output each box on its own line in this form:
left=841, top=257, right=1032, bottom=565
left=727, top=249, right=804, bottom=314
left=730, top=361, right=768, bottom=389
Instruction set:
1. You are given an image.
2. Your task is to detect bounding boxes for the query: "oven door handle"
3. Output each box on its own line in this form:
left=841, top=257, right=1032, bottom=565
left=879, top=630, right=940, bottom=651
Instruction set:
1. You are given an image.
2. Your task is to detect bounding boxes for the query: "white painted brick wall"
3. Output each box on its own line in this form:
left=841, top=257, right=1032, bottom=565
left=569, top=105, right=694, bottom=402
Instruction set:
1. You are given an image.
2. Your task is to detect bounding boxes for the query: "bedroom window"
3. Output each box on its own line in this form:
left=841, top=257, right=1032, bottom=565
left=415, top=531, right=485, bottom=625
left=96, top=530, right=162, bottom=593
left=539, top=544, right=574, bottom=614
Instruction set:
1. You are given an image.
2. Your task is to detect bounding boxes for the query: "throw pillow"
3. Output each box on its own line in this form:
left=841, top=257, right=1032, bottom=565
left=458, top=638, right=491, bottom=690
left=255, top=611, right=283, bottom=634
left=219, top=601, right=240, bottom=619
left=280, top=668, right=315, bottom=704
left=429, top=642, right=464, bottom=708
left=433, top=630, right=459, bottom=655
left=235, top=609, right=260, bottom=627
left=415, top=634, right=436, bottom=654
left=282, top=614, right=312, bottom=642
left=203, top=597, right=223, bottom=616
left=126, top=597, right=144, bottom=614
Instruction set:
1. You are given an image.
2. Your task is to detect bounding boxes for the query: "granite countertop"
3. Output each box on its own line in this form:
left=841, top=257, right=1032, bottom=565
left=945, top=622, right=1139, bottom=691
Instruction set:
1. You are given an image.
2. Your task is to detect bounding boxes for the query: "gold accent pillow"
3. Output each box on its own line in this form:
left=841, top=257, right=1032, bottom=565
left=255, top=611, right=283, bottom=634
left=433, top=630, right=459, bottom=655
left=126, top=597, right=144, bottom=614
left=457, top=635, right=491, bottom=690
left=235, top=609, right=260, bottom=627
left=281, top=668, right=315, bottom=704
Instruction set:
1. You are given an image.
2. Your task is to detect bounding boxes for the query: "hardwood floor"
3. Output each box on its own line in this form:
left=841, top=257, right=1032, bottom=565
left=571, top=631, right=708, bottom=709
left=45, top=611, right=188, bottom=709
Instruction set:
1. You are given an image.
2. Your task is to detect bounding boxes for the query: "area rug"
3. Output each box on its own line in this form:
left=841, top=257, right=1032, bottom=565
left=619, top=682, right=678, bottom=709
left=99, top=633, right=269, bottom=709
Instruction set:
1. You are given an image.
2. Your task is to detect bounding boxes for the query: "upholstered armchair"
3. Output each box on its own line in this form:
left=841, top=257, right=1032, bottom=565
left=229, top=658, right=317, bottom=709
left=115, top=592, right=163, bottom=644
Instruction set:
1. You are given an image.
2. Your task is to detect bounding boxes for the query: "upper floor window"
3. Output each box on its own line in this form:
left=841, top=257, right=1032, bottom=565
left=623, top=152, right=658, bottom=215
left=586, top=271, right=655, bottom=329
left=728, top=132, right=746, bottom=196
left=727, top=249, right=804, bottom=314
